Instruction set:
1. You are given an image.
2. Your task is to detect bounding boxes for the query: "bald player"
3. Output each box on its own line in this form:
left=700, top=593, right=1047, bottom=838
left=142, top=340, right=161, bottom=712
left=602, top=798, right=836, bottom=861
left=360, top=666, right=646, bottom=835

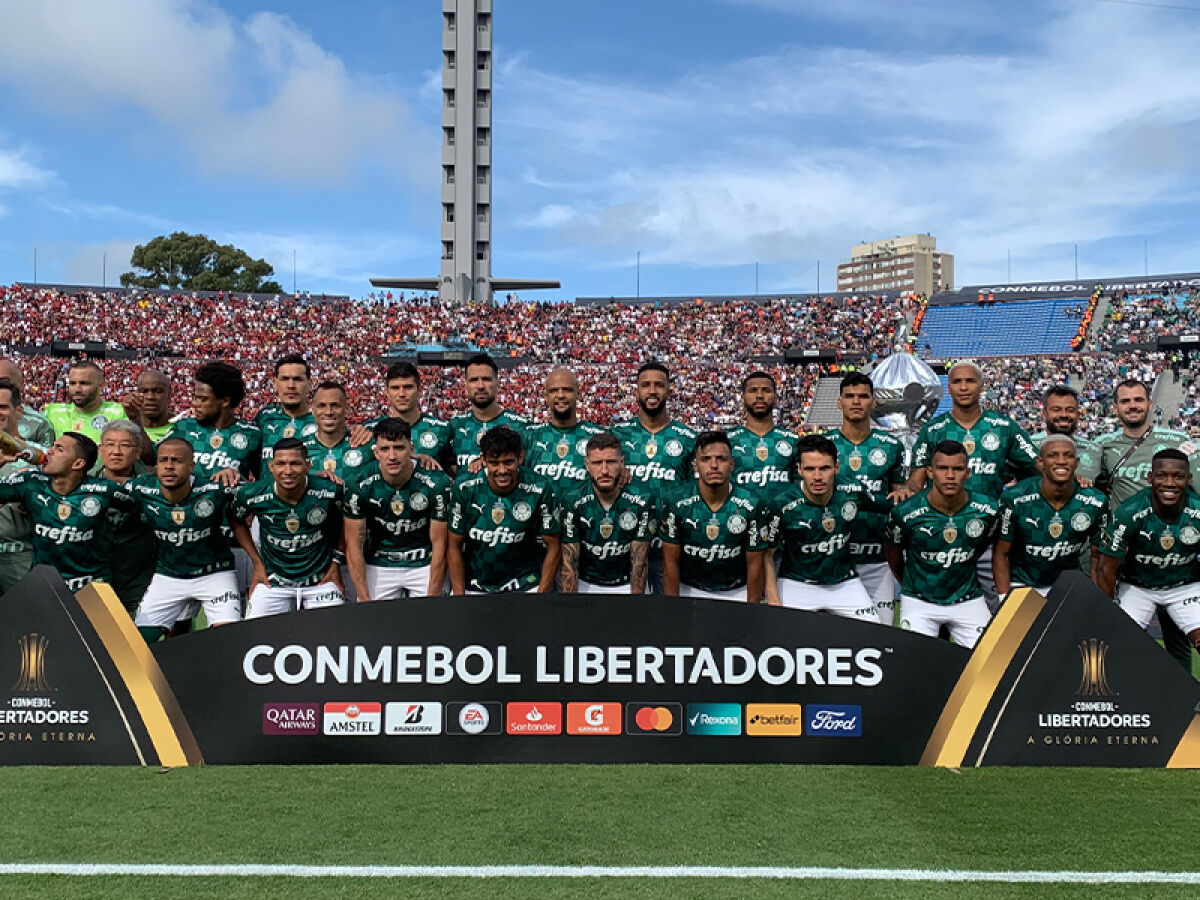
left=522, top=368, right=605, bottom=502
left=133, top=369, right=175, bottom=444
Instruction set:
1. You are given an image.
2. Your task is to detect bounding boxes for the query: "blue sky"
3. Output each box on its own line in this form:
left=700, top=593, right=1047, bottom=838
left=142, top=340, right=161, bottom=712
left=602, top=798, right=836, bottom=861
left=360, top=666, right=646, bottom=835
left=0, top=0, right=1198, bottom=301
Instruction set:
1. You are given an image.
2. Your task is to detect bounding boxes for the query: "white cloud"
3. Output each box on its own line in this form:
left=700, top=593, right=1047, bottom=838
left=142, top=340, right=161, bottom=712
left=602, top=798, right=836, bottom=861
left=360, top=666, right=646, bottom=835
left=0, top=1, right=436, bottom=186
left=0, top=144, right=55, bottom=216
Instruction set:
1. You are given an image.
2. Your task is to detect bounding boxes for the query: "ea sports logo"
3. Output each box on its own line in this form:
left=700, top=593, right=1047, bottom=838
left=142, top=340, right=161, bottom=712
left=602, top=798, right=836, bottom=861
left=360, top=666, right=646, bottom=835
left=459, top=702, right=490, bottom=734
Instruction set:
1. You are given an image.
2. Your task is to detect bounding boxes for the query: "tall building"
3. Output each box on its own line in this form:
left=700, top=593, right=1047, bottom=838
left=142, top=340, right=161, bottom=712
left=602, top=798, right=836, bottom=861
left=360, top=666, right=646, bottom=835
left=836, top=234, right=953, bottom=296
left=372, top=0, right=558, bottom=304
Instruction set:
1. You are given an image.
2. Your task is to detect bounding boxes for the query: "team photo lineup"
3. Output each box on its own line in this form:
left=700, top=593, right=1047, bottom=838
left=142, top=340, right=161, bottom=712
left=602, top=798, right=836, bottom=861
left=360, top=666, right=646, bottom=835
left=1, top=324, right=1197, bottom=675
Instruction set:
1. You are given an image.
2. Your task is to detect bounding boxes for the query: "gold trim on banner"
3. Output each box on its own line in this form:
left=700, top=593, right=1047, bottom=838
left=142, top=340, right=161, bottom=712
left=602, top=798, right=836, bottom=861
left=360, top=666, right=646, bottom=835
left=74, top=583, right=203, bottom=767
left=919, top=587, right=1046, bottom=767
left=1167, top=716, right=1200, bottom=769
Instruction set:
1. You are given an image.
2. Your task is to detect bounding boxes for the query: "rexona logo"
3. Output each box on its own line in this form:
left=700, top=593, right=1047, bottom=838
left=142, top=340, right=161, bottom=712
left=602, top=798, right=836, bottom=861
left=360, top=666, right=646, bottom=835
left=446, top=701, right=503, bottom=736
left=625, top=702, right=683, bottom=736
left=506, top=702, right=563, bottom=735
left=566, top=702, right=622, bottom=735
left=262, top=703, right=319, bottom=735
left=322, top=701, right=382, bottom=736
left=384, top=702, right=442, bottom=735
left=805, top=704, right=863, bottom=737
left=685, top=703, right=742, bottom=736
left=745, top=703, right=803, bottom=737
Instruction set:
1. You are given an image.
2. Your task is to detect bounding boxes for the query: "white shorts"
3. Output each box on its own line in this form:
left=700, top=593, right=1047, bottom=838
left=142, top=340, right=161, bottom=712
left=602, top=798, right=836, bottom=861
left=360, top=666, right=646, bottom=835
left=680, top=583, right=746, bottom=603
left=778, top=577, right=876, bottom=622
left=900, top=594, right=992, bottom=649
left=135, top=571, right=242, bottom=629
left=856, top=561, right=897, bottom=626
left=245, top=582, right=345, bottom=619
left=340, top=564, right=358, bottom=603
left=578, top=580, right=632, bottom=594
left=1117, top=582, right=1200, bottom=635
left=366, top=564, right=432, bottom=602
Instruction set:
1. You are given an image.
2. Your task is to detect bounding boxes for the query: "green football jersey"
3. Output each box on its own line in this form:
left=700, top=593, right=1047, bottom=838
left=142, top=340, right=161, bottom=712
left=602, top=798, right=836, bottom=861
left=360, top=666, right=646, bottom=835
left=0, top=471, right=130, bottom=589
left=17, top=406, right=54, bottom=447
left=365, top=413, right=454, bottom=471
left=170, top=418, right=262, bottom=480
left=998, top=477, right=1107, bottom=588
left=1096, top=427, right=1200, bottom=505
left=1098, top=488, right=1200, bottom=589
left=1029, top=432, right=1102, bottom=484
left=661, top=483, right=765, bottom=592
left=127, top=476, right=236, bottom=579
left=827, top=427, right=906, bottom=564
left=0, top=457, right=35, bottom=549
left=449, top=409, right=528, bottom=474
left=523, top=420, right=607, bottom=500
left=42, top=400, right=128, bottom=442
left=143, top=421, right=175, bottom=444
left=561, top=484, right=652, bottom=587
left=233, top=477, right=345, bottom=587
left=728, top=424, right=797, bottom=498
left=911, top=410, right=1038, bottom=499
left=345, top=465, right=451, bottom=568
left=302, top=432, right=373, bottom=486
left=610, top=418, right=697, bottom=540
left=255, top=404, right=318, bottom=463
left=761, top=479, right=868, bottom=585
left=886, top=491, right=999, bottom=605
left=447, top=473, right=559, bottom=593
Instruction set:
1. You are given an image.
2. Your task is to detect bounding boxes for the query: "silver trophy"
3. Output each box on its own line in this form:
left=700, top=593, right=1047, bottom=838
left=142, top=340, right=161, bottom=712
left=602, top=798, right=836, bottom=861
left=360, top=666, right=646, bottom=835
left=869, top=354, right=943, bottom=435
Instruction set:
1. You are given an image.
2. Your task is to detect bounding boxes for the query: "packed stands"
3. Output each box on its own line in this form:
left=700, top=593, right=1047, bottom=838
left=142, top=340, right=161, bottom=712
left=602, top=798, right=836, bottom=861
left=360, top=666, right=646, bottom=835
left=1089, top=287, right=1200, bottom=350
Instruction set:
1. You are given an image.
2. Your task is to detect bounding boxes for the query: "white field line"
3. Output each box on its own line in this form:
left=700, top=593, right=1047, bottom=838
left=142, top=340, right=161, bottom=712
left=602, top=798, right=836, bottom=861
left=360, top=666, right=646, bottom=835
left=0, top=864, right=1198, bottom=883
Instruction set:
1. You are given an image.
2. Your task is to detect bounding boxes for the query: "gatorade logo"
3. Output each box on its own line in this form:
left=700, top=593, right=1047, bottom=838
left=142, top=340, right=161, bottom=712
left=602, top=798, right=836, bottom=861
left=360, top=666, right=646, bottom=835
left=625, top=702, right=682, bottom=736
left=566, top=702, right=622, bottom=735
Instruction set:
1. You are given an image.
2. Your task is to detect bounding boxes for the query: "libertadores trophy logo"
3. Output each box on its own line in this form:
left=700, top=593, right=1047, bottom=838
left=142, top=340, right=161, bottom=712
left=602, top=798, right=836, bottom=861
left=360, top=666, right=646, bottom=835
left=1075, top=638, right=1113, bottom=697
left=12, top=633, right=52, bottom=693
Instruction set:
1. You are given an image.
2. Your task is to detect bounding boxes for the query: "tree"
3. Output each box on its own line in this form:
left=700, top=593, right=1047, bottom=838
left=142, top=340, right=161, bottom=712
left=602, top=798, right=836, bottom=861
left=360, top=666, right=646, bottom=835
left=120, top=232, right=284, bottom=293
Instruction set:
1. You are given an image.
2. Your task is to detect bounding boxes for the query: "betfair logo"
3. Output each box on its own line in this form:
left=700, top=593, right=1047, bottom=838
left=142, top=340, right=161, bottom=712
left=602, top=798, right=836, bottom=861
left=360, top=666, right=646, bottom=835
left=745, top=704, right=803, bottom=736
left=12, top=633, right=52, bottom=693
left=1076, top=638, right=1113, bottom=697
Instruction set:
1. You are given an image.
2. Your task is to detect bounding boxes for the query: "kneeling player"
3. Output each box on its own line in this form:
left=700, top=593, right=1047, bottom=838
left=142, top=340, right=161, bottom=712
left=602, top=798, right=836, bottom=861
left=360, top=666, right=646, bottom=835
left=344, top=418, right=450, bottom=602
left=130, top=438, right=241, bottom=642
left=885, top=440, right=999, bottom=649
left=1096, top=449, right=1200, bottom=654
left=233, top=438, right=346, bottom=617
left=760, top=435, right=875, bottom=621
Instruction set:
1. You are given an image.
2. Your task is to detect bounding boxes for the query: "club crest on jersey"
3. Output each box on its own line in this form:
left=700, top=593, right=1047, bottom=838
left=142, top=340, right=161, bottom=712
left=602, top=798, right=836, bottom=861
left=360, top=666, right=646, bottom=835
left=619, top=510, right=638, bottom=531
left=576, top=439, right=588, bottom=456
left=599, top=519, right=614, bottom=539
left=391, top=497, right=405, bottom=516
left=1182, top=526, right=1200, bottom=545
left=79, top=497, right=101, bottom=518
left=556, top=440, right=569, bottom=459
left=1071, top=512, right=1091, bottom=532
left=491, top=505, right=506, bottom=525
left=644, top=440, right=657, bottom=459
left=981, top=432, right=1000, bottom=452
left=419, top=431, right=438, bottom=450
left=323, top=458, right=337, bottom=472
left=962, top=438, right=976, bottom=455
left=57, top=502, right=72, bottom=521
left=512, top=501, right=533, bottom=523
left=285, top=515, right=300, bottom=533
left=1161, top=533, right=1175, bottom=551
left=283, top=426, right=295, bottom=438
left=209, top=434, right=224, bottom=450
left=756, top=444, right=768, bottom=462
left=307, top=507, right=327, bottom=525
left=848, top=453, right=862, bottom=471
left=345, top=450, right=363, bottom=468
left=665, top=439, right=684, bottom=458
left=776, top=440, right=793, bottom=457
left=91, top=415, right=109, bottom=431
left=841, top=501, right=857, bottom=522
left=230, top=432, right=248, bottom=450
left=1048, top=520, right=1063, bottom=539
left=822, top=514, right=836, bottom=534
left=302, top=424, right=318, bottom=437
left=869, top=447, right=888, bottom=467
left=410, top=492, right=428, bottom=512
left=966, top=519, right=984, bottom=539
left=706, top=521, right=720, bottom=540
left=943, top=524, right=958, bottom=543
left=172, top=509, right=186, bottom=525
left=727, top=514, right=747, bottom=535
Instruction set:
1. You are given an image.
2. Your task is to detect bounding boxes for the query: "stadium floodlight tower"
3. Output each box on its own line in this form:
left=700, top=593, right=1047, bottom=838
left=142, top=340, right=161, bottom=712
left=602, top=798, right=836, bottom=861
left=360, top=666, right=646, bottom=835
left=371, top=0, right=559, bottom=305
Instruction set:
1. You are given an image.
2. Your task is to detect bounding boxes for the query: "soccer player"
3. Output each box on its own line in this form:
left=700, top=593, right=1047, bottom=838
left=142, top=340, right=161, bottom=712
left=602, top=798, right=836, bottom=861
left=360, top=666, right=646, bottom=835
left=449, top=354, right=527, bottom=477
left=353, top=362, right=453, bottom=471
left=447, top=426, right=560, bottom=594
left=94, top=420, right=155, bottom=614
left=0, top=359, right=54, bottom=447
left=256, top=354, right=317, bottom=464
left=171, top=362, right=261, bottom=481
left=0, top=433, right=130, bottom=592
left=0, top=377, right=38, bottom=593
left=827, top=372, right=907, bottom=624
left=133, top=369, right=176, bottom=444
left=885, top=440, right=1000, bottom=649
left=661, top=431, right=766, bottom=603
left=129, top=437, right=242, bottom=642
left=1096, top=449, right=1200, bottom=653
left=1096, top=378, right=1200, bottom=671
left=759, top=435, right=874, bottom=620
left=523, top=368, right=605, bottom=501
left=303, top=381, right=372, bottom=484
left=903, top=359, right=1037, bottom=610
left=560, top=433, right=651, bottom=594
left=1030, top=385, right=1101, bottom=483
left=232, top=438, right=346, bottom=617
left=42, top=360, right=130, bottom=442
left=344, top=418, right=451, bottom=602
left=993, top=435, right=1107, bottom=597
left=728, top=371, right=798, bottom=499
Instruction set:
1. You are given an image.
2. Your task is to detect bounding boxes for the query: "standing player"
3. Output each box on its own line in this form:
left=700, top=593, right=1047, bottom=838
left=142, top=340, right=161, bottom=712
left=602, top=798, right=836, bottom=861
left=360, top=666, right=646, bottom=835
left=303, top=381, right=372, bottom=484
left=171, top=362, right=261, bottom=481
left=523, top=368, right=605, bottom=501
left=129, top=438, right=241, bottom=643
left=42, top=360, right=132, bottom=442
left=1096, top=449, right=1200, bottom=654
left=256, top=354, right=317, bottom=465
left=133, top=369, right=176, bottom=444
left=344, top=419, right=451, bottom=602
left=0, top=377, right=38, bottom=592
left=993, top=436, right=1107, bottom=597
left=560, top=433, right=651, bottom=594
left=1030, top=385, right=1101, bottom=483
left=353, top=362, right=453, bottom=471
left=1096, top=379, right=1200, bottom=672
left=449, top=354, right=527, bottom=478
left=0, top=359, right=54, bottom=447
left=661, top=431, right=766, bottom=603
left=903, top=360, right=1037, bottom=610
left=728, top=371, right=798, bottom=499
left=232, top=438, right=346, bottom=617
left=447, top=426, right=560, bottom=594
left=759, top=435, right=874, bottom=620
left=885, top=440, right=1000, bottom=648
left=827, top=372, right=907, bottom=624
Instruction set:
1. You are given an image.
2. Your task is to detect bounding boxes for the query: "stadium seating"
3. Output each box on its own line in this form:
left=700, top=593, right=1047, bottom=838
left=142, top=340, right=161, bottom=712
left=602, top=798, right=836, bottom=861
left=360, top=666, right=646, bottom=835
left=917, top=298, right=1084, bottom=358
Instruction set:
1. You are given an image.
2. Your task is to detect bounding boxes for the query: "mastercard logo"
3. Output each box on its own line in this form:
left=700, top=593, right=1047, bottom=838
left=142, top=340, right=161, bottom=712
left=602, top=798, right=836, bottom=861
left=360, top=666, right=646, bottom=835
left=625, top=702, right=683, bottom=736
